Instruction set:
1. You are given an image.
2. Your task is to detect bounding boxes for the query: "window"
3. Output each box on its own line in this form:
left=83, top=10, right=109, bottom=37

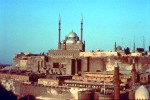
left=53, top=63, right=59, bottom=68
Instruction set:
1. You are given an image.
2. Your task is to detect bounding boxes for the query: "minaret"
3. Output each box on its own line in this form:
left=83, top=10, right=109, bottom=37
left=133, top=42, right=135, bottom=53
left=114, top=42, right=116, bottom=51
left=114, top=62, right=120, bottom=100
left=80, top=16, right=83, bottom=42
left=58, top=16, right=61, bottom=49
left=131, top=59, right=137, bottom=86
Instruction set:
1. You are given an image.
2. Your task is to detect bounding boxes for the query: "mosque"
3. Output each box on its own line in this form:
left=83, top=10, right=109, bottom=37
left=13, top=16, right=150, bottom=75
left=6, top=17, right=150, bottom=100
left=57, top=17, right=85, bottom=51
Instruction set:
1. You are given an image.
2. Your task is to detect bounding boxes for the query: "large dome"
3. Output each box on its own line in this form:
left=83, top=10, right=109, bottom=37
left=68, top=31, right=77, bottom=38
left=66, top=39, right=76, bottom=44
left=135, top=85, right=149, bottom=100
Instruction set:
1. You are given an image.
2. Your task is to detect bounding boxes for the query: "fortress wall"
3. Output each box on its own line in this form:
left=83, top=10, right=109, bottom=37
left=0, top=79, right=22, bottom=95
left=42, top=56, right=150, bottom=74
left=89, top=57, right=106, bottom=72
left=20, top=84, right=74, bottom=99
left=136, top=57, right=150, bottom=71
left=80, top=57, right=89, bottom=72
left=105, top=56, right=150, bottom=71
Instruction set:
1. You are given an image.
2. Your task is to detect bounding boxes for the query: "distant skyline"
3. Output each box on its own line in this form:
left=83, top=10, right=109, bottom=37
left=0, top=0, right=150, bottom=64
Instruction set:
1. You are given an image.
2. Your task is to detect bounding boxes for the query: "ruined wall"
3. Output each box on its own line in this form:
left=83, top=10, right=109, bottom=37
left=137, top=57, right=150, bottom=71
left=20, top=84, right=74, bottom=100
left=13, top=51, right=150, bottom=75
left=105, top=56, right=150, bottom=71
left=38, top=78, right=59, bottom=86
left=105, top=56, right=132, bottom=71
left=89, top=57, right=106, bottom=72
left=80, top=56, right=150, bottom=72
left=0, top=79, right=22, bottom=95
left=80, top=57, right=89, bottom=72
left=47, top=57, right=72, bottom=75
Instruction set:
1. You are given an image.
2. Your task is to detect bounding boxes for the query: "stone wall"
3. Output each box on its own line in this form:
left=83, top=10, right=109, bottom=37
left=38, top=78, right=59, bottom=86
left=13, top=52, right=150, bottom=75
left=20, top=83, right=74, bottom=100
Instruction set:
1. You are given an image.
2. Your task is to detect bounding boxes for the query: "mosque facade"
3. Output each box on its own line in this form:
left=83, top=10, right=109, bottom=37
left=13, top=18, right=150, bottom=76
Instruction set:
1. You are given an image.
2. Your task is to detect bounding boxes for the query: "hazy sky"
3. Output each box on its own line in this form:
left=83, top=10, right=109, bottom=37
left=0, top=0, right=150, bottom=64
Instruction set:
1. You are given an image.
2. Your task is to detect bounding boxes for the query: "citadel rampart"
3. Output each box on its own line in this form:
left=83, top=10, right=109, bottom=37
left=13, top=52, right=150, bottom=75
left=20, top=83, right=74, bottom=100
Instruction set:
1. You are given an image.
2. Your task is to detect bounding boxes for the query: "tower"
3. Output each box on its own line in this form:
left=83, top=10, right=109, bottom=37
left=114, top=62, right=120, bottom=99
left=58, top=16, right=61, bottom=49
left=131, top=59, right=137, bottom=86
left=81, top=16, right=83, bottom=42
left=133, top=42, right=135, bottom=53
left=114, top=42, right=116, bottom=51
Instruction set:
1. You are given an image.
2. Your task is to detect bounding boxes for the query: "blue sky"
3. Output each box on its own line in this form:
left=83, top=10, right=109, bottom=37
left=0, top=0, right=150, bottom=64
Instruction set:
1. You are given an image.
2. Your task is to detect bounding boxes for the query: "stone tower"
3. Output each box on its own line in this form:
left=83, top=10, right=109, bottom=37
left=133, top=42, right=135, bottom=53
left=114, top=42, right=116, bottom=51
left=114, top=62, right=120, bottom=99
left=131, top=59, right=137, bottom=86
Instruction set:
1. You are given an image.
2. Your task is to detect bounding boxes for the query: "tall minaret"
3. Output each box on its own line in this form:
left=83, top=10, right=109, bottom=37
left=133, top=42, right=135, bottom=53
left=80, top=16, right=83, bottom=42
left=114, top=42, right=116, bottom=51
left=131, top=59, right=137, bottom=86
left=114, top=62, right=120, bottom=100
left=58, top=16, right=61, bottom=49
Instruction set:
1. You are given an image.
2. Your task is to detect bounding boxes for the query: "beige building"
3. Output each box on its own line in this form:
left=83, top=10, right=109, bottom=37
left=38, top=78, right=59, bottom=86
left=79, top=51, right=118, bottom=57
left=20, top=60, right=28, bottom=69
left=131, top=52, right=142, bottom=57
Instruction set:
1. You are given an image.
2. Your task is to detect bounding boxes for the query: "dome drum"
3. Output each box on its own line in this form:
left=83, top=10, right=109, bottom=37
left=66, top=39, right=76, bottom=44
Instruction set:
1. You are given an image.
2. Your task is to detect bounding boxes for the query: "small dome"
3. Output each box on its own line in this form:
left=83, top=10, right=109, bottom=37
left=77, top=40, right=82, bottom=44
left=96, top=49, right=100, bottom=52
left=66, top=39, right=76, bottom=44
left=116, top=46, right=122, bottom=51
left=68, top=31, right=77, bottom=38
left=135, top=85, right=149, bottom=100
